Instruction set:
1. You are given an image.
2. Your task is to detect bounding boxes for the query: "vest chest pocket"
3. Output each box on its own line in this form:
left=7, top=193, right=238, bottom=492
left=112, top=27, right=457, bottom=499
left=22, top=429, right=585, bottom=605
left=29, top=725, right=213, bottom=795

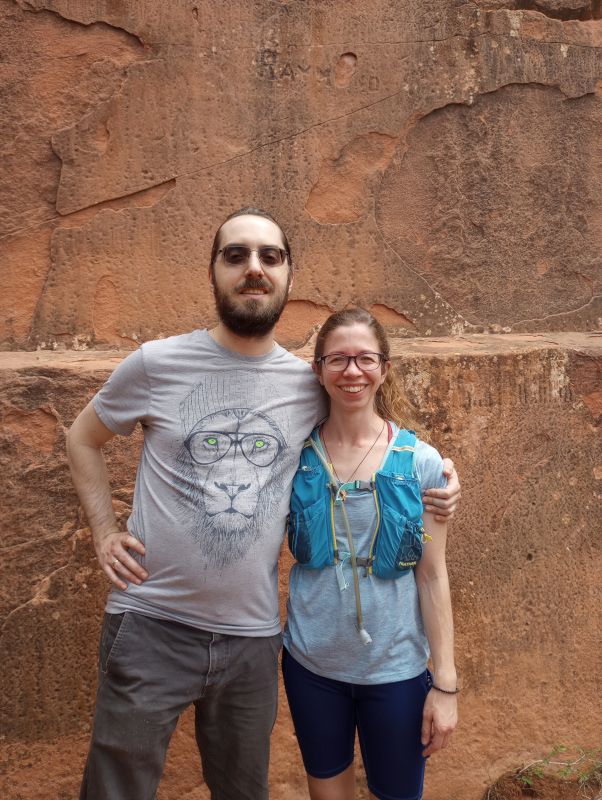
left=288, top=496, right=331, bottom=568
left=373, top=503, right=424, bottom=579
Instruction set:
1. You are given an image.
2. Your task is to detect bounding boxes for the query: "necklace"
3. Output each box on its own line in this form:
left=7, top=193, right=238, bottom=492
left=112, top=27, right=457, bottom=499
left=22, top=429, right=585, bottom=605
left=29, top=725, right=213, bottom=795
left=321, top=419, right=386, bottom=484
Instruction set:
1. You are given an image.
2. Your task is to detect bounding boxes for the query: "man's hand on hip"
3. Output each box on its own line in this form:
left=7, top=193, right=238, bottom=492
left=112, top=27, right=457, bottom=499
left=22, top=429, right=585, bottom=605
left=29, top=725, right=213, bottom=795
left=67, top=402, right=149, bottom=591
left=96, top=529, right=148, bottom=591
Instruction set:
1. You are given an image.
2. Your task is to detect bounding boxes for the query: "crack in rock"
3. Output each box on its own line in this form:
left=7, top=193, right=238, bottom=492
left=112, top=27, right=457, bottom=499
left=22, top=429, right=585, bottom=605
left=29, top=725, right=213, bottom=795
left=14, top=0, right=146, bottom=47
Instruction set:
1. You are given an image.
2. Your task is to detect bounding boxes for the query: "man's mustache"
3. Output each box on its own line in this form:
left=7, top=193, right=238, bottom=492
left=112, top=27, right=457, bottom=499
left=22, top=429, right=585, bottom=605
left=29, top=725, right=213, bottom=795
left=235, top=279, right=272, bottom=293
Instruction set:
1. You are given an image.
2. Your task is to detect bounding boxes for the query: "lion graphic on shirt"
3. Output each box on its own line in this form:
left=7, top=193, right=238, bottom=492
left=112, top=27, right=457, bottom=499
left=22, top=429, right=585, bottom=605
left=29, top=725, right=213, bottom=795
left=176, top=370, right=289, bottom=568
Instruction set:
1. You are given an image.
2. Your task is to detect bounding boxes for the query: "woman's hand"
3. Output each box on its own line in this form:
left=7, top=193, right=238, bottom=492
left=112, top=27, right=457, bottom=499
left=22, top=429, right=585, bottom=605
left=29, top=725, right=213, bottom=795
left=422, top=458, right=461, bottom=522
left=421, top=688, right=458, bottom=756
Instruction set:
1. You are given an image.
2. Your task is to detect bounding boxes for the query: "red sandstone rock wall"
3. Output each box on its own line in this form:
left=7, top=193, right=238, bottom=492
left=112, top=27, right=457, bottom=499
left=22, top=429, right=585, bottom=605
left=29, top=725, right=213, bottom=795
left=1, top=1, right=601, bottom=349
left=1, top=337, right=600, bottom=800
left=1, top=2, right=601, bottom=799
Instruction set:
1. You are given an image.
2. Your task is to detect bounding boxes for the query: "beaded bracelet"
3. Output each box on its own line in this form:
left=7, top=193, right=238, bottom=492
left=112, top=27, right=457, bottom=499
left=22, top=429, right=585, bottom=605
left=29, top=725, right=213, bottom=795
left=431, top=683, right=460, bottom=695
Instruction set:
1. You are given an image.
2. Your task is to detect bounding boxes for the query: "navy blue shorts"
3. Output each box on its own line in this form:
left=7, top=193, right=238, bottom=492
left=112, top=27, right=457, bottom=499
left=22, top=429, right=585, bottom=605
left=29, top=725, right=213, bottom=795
left=282, top=648, right=429, bottom=800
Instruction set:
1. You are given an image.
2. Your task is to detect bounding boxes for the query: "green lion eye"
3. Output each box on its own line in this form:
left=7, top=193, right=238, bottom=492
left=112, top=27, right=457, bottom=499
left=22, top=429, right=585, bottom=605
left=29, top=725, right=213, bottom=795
left=206, top=437, right=218, bottom=446
left=255, top=440, right=265, bottom=448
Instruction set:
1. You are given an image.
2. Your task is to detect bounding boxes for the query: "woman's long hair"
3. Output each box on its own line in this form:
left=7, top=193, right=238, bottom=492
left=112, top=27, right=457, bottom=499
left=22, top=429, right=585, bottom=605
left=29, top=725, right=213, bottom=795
left=314, top=307, right=422, bottom=433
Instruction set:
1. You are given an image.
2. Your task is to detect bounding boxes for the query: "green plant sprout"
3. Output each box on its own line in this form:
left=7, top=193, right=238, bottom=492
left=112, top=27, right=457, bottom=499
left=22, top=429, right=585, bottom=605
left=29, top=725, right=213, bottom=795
left=485, top=745, right=602, bottom=800
left=514, top=745, right=602, bottom=797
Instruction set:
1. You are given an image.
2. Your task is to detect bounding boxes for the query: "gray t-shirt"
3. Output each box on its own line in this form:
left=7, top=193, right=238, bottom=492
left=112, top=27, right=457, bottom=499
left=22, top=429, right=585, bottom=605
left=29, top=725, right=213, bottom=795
left=283, top=430, right=446, bottom=682
left=93, top=329, right=325, bottom=636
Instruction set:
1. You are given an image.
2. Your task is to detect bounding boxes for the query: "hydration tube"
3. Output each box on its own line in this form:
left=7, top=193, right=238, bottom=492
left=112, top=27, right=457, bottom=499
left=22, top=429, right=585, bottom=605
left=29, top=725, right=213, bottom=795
left=308, top=439, right=373, bottom=645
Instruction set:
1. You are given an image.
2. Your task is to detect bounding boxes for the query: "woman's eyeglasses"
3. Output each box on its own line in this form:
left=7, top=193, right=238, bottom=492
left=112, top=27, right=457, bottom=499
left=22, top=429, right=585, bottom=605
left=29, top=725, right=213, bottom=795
left=316, top=353, right=385, bottom=372
left=217, top=245, right=287, bottom=268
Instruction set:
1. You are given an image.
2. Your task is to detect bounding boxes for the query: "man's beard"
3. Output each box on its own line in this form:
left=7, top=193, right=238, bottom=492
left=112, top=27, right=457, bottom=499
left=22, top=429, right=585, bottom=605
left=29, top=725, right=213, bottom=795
left=214, top=277, right=290, bottom=337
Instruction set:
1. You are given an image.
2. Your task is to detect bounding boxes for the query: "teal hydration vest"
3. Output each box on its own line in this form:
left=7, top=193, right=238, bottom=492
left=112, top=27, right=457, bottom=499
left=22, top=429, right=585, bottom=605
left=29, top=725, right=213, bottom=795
left=288, top=427, right=428, bottom=579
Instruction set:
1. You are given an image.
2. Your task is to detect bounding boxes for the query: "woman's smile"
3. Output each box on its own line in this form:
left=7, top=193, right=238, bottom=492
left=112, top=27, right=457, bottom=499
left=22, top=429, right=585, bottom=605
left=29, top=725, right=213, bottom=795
left=316, top=323, right=388, bottom=410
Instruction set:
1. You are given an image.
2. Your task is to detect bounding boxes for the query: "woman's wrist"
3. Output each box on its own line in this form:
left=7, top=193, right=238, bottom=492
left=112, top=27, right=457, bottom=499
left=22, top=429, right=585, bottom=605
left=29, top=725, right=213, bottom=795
left=430, top=669, right=457, bottom=693
left=430, top=683, right=460, bottom=695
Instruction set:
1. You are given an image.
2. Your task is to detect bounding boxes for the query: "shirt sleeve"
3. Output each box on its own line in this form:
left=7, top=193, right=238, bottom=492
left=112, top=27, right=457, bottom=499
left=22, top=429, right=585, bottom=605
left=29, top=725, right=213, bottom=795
left=414, top=440, right=447, bottom=493
left=92, top=347, right=151, bottom=436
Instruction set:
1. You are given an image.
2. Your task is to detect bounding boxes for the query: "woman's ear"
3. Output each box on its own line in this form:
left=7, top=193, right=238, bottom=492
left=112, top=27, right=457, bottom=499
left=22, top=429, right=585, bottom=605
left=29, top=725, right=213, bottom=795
left=380, top=360, right=391, bottom=386
left=312, top=361, right=324, bottom=385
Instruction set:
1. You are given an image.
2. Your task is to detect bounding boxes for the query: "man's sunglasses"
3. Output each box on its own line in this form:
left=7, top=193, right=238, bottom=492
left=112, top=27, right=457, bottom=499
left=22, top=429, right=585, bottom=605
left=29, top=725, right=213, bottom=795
left=217, top=245, right=287, bottom=268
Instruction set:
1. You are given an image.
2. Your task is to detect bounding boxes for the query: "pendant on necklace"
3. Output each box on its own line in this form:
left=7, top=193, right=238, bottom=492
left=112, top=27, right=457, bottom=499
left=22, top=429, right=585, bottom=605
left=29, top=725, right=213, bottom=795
left=323, top=418, right=386, bottom=486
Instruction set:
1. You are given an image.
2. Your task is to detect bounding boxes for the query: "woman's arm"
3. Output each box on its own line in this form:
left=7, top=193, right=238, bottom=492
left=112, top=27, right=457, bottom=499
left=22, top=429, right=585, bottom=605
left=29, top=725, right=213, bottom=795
left=414, top=511, right=458, bottom=756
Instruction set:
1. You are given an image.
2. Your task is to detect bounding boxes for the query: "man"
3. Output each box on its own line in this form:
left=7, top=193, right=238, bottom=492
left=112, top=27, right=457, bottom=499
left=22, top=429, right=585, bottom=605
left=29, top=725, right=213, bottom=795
left=67, top=208, right=460, bottom=800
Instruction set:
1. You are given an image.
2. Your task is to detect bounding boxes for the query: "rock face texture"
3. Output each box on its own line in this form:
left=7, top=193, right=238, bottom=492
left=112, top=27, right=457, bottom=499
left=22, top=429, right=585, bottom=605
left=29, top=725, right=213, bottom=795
left=1, top=337, right=601, bottom=800
left=1, top=1, right=601, bottom=799
left=1, top=0, right=601, bottom=349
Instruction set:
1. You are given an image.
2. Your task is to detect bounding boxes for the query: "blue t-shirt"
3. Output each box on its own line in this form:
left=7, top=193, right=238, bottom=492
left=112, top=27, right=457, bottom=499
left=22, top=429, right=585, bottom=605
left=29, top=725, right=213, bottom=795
left=283, top=427, right=446, bottom=683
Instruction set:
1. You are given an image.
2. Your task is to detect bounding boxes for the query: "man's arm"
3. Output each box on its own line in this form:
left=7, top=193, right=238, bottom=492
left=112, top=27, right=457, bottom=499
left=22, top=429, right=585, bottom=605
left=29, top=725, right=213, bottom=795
left=422, top=459, right=461, bottom=522
left=66, top=401, right=148, bottom=590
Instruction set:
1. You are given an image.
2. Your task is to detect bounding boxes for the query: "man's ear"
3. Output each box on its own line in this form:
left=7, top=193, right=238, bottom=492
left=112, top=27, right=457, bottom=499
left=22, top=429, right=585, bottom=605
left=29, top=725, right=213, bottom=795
left=287, top=270, right=294, bottom=295
left=208, top=264, right=215, bottom=288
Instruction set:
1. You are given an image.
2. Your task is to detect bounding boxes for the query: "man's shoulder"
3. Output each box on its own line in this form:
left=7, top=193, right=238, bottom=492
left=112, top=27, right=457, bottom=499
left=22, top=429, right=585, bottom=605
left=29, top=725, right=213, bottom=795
left=274, top=346, right=323, bottom=395
left=274, top=345, right=313, bottom=371
left=141, top=329, right=202, bottom=353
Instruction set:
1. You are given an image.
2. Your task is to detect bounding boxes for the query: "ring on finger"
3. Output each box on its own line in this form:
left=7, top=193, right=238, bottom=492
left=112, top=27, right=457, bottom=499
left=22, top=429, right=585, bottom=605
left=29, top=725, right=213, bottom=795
left=112, top=558, right=120, bottom=569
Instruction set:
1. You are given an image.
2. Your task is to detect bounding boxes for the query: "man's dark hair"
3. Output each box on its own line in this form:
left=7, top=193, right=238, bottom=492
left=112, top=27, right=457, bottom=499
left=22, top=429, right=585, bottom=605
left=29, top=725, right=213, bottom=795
left=209, top=207, right=293, bottom=273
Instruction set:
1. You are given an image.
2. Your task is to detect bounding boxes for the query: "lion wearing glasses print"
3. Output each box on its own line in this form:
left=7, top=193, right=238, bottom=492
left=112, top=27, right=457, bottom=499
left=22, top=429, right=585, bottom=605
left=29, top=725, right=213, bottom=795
left=176, top=370, right=289, bottom=568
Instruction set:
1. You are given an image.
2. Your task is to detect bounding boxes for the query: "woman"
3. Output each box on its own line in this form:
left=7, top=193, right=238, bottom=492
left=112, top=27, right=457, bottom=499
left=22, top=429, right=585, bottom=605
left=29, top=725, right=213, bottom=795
left=283, top=307, right=458, bottom=800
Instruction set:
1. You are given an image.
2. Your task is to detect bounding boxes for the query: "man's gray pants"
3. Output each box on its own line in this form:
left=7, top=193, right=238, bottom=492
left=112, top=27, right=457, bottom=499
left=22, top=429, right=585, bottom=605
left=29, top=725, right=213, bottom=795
left=80, top=611, right=282, bottom=800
